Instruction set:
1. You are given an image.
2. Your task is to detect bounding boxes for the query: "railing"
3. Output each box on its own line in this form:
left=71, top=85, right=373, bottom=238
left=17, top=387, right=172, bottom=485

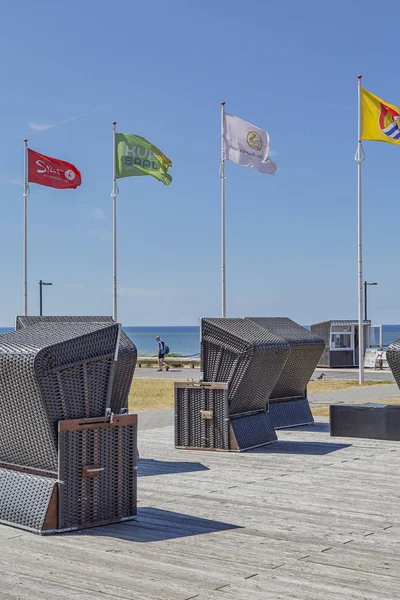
left=137, top=356, right=200, bottom=369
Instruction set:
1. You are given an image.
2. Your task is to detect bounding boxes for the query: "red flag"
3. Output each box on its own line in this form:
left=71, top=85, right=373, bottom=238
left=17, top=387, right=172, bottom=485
left=28, top=149, right=81, bottom=189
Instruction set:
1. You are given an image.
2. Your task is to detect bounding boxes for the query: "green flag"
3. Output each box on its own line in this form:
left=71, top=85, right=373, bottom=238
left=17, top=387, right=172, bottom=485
left=115, top=133, right=172, bottom=186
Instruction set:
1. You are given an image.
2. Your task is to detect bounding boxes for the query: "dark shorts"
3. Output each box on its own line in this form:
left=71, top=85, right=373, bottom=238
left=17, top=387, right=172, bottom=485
left=158, top=352, right=166, bottom=359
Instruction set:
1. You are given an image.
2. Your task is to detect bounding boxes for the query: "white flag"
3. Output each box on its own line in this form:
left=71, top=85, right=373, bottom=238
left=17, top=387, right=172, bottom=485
left=222, top=112, right=277, bottom=175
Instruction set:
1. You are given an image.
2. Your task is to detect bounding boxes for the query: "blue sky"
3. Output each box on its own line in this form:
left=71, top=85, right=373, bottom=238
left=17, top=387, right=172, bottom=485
left=0, top=0, right=399, bottom=326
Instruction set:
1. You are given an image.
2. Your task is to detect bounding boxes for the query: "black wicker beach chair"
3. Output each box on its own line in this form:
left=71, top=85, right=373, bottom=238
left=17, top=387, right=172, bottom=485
left=0, top=322, right=137, bottom=534
left=246, top=318, right=324, bottom=428
left=15, top=316, right=137, bottom=415
left=175, top=318, right=291, bottom=451
left=387, top=338, right=400, bottom=388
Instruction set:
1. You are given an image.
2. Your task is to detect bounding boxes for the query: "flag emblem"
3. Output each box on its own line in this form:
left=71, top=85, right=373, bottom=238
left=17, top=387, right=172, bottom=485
left=246, top=131, right=263, bottom=151
left=222, top=112, right=277, bottom=175
left=361, top=87, right=400, bottom=146
left=379, top=103, right=400, bottom=140
left=64, top=169, right=76, bottom=181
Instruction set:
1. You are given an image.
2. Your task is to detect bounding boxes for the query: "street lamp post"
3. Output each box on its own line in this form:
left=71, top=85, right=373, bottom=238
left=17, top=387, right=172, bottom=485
left=39, top=280, right=53, bottom=316
left=364, top=281, right=377, bottom=322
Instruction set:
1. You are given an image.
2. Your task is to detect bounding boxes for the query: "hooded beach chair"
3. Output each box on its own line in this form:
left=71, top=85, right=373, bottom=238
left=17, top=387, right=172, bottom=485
left=246, top=318, right=325, bottom=428
left=387, top=338, right=400, bottom=389
left=175, top=317, right=324, bottom=451
left=0, top=322, right=137, bottom=534
left=175, top=318, right=291, bottom=451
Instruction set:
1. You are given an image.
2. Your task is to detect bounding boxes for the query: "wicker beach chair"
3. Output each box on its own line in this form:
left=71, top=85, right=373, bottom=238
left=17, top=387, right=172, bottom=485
left=246, top=318, right=325, bottom=428
left=15, top=316, right=137, bottom=415
left=0, top=322, right=137, bottom=534
left=386, top=338, right=400, bottom=389
left=175, top=318, right=290, bottom=451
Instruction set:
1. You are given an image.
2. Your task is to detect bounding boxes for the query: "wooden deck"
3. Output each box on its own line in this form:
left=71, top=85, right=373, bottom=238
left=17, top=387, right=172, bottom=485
left=1, top=418, right=400, bottom=599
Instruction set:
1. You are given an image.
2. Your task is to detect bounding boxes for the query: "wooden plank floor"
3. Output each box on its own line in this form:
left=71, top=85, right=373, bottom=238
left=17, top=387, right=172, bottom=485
left=1, top=418, right=400, bottom=599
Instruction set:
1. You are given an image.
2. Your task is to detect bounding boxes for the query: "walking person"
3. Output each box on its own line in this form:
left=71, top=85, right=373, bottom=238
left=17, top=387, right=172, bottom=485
left=156, top=336, right=169, bottom=372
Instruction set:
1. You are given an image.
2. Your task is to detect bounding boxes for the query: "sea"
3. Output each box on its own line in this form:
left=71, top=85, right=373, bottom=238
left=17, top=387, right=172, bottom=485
left=0, top=325, right=201, bottom=356
left=1, top=324, right=400, bottom=356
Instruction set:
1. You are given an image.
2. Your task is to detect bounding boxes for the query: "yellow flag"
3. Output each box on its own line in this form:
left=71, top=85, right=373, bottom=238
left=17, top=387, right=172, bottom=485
left=361, top=88, right=400, bottom=145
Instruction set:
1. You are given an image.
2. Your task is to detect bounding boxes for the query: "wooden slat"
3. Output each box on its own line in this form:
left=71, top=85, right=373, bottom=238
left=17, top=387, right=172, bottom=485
left=42, top=485, right=58, bottom=532
left=58, top=413, right=137, bottom=431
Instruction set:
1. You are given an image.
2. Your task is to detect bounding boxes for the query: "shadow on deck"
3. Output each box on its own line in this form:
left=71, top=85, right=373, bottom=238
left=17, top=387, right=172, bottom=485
left=69, top=507, right=241, bottom=543
left=138, top=458, right=209, bottom=477
left=295, top=422, right=331, bottom=433
left=249, top=439, right=351, bottom=455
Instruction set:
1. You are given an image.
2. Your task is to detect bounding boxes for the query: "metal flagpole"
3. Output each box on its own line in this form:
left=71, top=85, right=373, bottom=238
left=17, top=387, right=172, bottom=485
left=221, top=101, right=226, bottom=318
left=112, top=122, right=118, bottom=322
left=23, top=139, right=29, bottom=316
left=356, top=75, right=366, bottom=385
